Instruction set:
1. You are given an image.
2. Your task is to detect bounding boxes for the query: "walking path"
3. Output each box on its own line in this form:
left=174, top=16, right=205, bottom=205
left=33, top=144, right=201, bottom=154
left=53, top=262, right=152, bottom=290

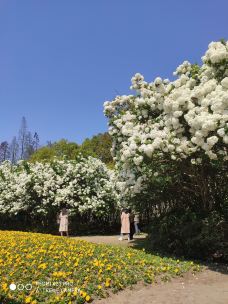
left=73, top=235, right=228, bottom=304
left=74, top=234, right=146, bottom=246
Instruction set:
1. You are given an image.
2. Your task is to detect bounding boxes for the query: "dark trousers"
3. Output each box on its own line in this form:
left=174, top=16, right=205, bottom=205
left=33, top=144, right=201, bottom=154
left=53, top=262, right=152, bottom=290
left=130, top=222, right=135, bottom=240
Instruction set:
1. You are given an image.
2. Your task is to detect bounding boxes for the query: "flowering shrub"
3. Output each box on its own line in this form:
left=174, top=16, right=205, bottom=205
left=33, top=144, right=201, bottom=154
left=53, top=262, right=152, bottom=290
left=0, top=157, right=119, bottom=219
left=104, top=41, right=228, bottom=195
left=0, top=231, right=200, bottom=303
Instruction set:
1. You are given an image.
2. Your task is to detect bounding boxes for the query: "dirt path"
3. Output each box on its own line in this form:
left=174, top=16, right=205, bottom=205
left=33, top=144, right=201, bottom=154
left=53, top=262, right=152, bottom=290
left=94, top=269, right=228, bottom=304
left=73, top=235, right=228, bottom=304
left=73, top=234, right=147, bottom=246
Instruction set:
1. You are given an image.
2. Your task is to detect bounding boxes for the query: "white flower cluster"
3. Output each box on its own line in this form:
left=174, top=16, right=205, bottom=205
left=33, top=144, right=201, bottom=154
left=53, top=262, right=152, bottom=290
left=104, top=41, right=228, bottom=194
left=202, top=41, right=228, bottom=64
left=0, top=157, right=119, bottom=216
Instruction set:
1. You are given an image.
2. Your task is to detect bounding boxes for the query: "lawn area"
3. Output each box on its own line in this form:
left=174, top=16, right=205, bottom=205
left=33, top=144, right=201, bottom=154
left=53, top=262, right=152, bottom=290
left=0, top=231, right=200, bottom=304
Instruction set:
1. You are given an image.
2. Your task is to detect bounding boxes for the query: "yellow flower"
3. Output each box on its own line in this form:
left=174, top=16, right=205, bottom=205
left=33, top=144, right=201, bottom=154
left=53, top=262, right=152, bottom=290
left=94, top=259, right=100, bottom=267
left=97, top=285, right=102, bottom=290
left=82, top=291, right=87, bottom=298
left=106, top=264, right=113, bottom=270
left=38, top=263, right=47, bottom=270
left=1, top=283, right=8, bottom=292
left=85, top=295, right=91, bottom=302
left=79, top=290, right=87, bottom=298
left=52, top=271, right=67, bottom=278
left=25, top=296, right=32, bottom=303
left=73, top=287, right=79, bottom=296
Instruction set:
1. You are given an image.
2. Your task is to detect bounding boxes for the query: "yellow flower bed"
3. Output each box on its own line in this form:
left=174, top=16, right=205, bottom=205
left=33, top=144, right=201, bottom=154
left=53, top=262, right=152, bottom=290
left=0, top=231, right=200, bottom=303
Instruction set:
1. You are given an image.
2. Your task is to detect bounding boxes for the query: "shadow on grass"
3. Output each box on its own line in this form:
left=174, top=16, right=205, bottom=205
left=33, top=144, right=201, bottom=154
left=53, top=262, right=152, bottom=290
left=130, top=234, right=228, bottom=275
left=130, top=234, right=179, bottom=258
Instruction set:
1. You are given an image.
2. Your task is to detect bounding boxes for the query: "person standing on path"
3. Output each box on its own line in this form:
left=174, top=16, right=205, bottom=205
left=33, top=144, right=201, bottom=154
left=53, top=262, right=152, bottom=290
left=129, top=209, right=135, bottom=240
left=58, top=208, right=69, bottom=237
left=118, top=208, right=130, bottom=241
left=134, top=212, right=141, bottom=234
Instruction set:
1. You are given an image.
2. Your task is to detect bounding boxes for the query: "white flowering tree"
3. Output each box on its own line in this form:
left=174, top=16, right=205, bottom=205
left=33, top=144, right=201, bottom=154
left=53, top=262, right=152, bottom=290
left=104, top=41, right=228, bottom=260
left=0, top=156, right=119, bottom=231
left=104, top=41, right=228, bottom=198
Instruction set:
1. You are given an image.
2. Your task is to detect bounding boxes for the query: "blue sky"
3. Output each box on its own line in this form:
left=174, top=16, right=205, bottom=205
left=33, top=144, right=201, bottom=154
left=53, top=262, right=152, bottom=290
left=0, top=0, right=227, bottom=144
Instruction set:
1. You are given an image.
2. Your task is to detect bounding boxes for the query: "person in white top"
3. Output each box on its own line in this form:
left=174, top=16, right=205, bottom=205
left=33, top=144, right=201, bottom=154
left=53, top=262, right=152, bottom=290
left=57, top=208, right=69, bottom=237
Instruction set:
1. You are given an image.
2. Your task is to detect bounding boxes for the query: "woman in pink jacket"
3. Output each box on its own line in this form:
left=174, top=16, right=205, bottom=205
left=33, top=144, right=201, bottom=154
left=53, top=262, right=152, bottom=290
left=118, top=209, right=130, bottom=241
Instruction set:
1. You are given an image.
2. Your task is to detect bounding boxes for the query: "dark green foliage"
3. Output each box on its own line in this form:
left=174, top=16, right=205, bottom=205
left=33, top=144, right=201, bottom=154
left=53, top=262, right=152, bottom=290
left=0, top=209, right=120, bottom=236
left=149, top=209, right=228, bottom=262
left=131, top=156, right=228, bottom=262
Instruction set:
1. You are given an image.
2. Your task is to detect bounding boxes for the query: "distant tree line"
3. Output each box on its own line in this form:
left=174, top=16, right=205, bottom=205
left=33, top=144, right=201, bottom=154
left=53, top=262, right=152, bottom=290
left=29, top=133, right=113, bottom=166
left=0, top=117, right=113, bottom=166
left=0, top=117, right=39, bottom=164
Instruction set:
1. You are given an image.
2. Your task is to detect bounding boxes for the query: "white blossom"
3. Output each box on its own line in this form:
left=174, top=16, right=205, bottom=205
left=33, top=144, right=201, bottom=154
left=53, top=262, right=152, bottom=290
left=0, top=157, right=119, bottom=216
left=104, top=40, right=228, bottom=195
